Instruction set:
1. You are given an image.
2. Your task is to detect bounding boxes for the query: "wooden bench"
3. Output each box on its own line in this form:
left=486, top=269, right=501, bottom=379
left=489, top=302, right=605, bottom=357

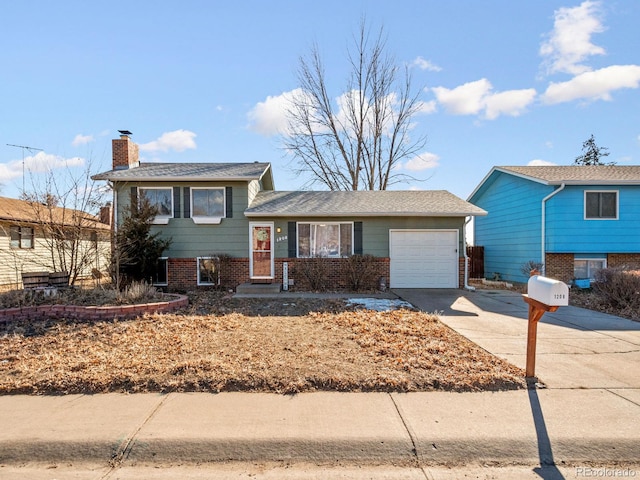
left=21, top=272, right=50, bottom=289
left=21, top=272, right=70, bottom=289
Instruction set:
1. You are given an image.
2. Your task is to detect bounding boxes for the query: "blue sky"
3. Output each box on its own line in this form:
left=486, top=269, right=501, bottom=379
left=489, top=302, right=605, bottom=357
left=2, top=0, right=639, bottom=202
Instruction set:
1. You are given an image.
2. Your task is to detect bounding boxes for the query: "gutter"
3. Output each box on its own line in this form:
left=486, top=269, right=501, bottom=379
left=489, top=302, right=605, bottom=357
left=541, top=183, right=565, bottom=275
left=463, top=216, right=475, bottom=291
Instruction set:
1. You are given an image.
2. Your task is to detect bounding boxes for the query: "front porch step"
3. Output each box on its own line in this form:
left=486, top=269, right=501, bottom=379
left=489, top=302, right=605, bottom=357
left=235, top=283, right=282, bottom=294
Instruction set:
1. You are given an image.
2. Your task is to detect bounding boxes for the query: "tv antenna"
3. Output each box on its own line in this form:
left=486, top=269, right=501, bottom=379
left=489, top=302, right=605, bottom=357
left=6, top=143, right=44, bottom=193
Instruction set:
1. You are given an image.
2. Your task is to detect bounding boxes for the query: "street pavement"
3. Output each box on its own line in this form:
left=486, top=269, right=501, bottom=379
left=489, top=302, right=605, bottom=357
left=1, top=288, right=639, bottom=479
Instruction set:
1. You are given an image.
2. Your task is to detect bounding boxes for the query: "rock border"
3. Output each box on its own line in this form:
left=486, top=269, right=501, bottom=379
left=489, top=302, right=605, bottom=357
left=0, top=294, right=189, bottom=323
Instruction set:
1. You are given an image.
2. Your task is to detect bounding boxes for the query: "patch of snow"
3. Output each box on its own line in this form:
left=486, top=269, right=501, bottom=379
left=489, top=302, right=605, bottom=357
left=346, top=298, right=415, bottom=312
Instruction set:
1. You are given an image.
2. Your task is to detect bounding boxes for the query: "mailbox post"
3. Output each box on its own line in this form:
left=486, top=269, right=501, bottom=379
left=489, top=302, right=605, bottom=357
left=523, top=274, right=569, bottom=379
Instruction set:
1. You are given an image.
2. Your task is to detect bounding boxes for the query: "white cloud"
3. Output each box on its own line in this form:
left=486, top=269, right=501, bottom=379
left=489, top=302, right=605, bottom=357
left=432, top=79, right=492, bottom=116
left=139, top=130, right=197, bottom=152
left=484, top=89, right=537, bottom=120
left=432, top=79, right=536, bottom=119
left=0, top=152, right=85, bottom=183
left=540, top=0, right=606, bottom=76
left=71, top=134, right=94, bottom=146
left=528, top=159, right=558, bottom=166
left=24, top=152, right=84, bottom=172
left=416, top=100, right=437, bottom=114
left=404, top=152, right=440, bottom=171
left=411, top=56, right=442, bottom=72
left=541, top=65, right=640, bottom=104
left=247, top=89, right=304, bottom=136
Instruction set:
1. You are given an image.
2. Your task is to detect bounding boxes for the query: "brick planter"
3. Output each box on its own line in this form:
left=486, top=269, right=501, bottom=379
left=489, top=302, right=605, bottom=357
left=0, top=294, right=189, bottom=324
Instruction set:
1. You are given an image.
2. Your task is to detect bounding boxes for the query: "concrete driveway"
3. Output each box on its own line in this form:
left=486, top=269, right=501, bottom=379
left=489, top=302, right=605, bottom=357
left=393, top=288, right=640, bottom=392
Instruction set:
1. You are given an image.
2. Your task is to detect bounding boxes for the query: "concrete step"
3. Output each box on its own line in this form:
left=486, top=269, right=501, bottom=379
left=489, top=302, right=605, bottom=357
left=235, top=283, right=281, bottom=294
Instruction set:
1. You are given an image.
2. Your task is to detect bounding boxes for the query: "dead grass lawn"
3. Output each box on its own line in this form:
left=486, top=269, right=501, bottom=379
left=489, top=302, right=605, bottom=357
left=0, top=295, right=526, bottom=394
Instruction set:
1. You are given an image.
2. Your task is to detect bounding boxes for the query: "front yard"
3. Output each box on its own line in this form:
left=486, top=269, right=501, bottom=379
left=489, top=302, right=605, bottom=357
left=0, top=292, right=526, bottom=394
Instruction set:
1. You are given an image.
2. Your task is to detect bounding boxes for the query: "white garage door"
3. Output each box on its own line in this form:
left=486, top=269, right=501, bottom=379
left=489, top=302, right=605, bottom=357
left=389, top=230, right=459, bottom=288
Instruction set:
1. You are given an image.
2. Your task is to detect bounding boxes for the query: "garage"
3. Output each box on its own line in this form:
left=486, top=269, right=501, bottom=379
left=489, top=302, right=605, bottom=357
left=389, top=230, right=459, bottom=288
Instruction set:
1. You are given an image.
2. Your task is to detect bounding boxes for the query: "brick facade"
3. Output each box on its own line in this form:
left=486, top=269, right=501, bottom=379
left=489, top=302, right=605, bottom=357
left=607, top=253, right=640, bottom=270
left=544, top=253, right=575, bottom=283
left=167, top=256, right=392, bottom=292
left=166, top=256, right=470, bottom=291
left=545, top=252, right=640, bottom=283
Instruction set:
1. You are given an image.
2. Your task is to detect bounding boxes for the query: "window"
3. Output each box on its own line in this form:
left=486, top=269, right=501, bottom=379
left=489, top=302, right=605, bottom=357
left=191, top=188, right=225, bottom=224
left=297, top=223, right=352, bottom=257
left=10, top=226, right=34, bottom=249
left=574, top=258, right=606, bottom=280
left=197, top=256, right=219, bottom=285
left=585, top=191, right=617, bottom=219
left=153, top=257, right=168, bottom=286
left=139, top=188, right=172, bottom=217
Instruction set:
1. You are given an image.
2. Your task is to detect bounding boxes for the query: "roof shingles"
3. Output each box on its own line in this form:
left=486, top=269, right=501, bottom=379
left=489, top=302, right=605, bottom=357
left=92, top=162, right=272, bottom=182
left=498, top=165, right=640, bottom=184
left=245, top=190, right=487, bottom=217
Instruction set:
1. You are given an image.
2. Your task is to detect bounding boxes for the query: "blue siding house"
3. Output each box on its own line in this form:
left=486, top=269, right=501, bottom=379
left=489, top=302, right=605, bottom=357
left=468, top=166, right=640, bottom=284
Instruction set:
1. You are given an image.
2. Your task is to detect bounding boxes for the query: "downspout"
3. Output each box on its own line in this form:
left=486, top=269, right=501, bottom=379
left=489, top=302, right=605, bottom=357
left=109, top=181, right=117, bottom=234
left=463, top=216, right=475, bottom=291
left=541, top=183, right=565, bottom=275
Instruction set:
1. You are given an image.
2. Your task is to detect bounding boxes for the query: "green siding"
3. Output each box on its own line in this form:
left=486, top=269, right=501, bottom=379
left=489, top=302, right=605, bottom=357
left=115, top=181, right=252, bottom=258
left=115, top=181, right=468, bottom=260
left=273, top=216, right=466, bottom=258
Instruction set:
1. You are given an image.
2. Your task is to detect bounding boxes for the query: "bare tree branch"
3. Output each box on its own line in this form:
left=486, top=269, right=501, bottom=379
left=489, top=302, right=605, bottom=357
left=284, top=20, right=428, bottom=191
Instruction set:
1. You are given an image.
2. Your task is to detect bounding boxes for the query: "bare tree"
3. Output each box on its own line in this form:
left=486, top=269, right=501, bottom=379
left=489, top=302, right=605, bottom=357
left=18, top=157, right=110, bottom=285
left=284, top=21, right=428, bottom=191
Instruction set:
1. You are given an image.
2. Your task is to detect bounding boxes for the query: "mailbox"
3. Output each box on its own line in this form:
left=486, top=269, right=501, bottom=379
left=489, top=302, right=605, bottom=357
left=527, top=275, right=569, bottom=306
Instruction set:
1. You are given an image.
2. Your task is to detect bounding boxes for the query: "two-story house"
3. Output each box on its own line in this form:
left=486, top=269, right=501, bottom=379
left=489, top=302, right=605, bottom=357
left=93, top=133, right=487, bottom=291
left=468, top=165, right=640, bottom=284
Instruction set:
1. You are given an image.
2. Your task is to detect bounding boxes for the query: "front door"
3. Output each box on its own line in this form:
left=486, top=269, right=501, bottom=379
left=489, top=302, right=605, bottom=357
left=250, top=223, right=274, bottom=280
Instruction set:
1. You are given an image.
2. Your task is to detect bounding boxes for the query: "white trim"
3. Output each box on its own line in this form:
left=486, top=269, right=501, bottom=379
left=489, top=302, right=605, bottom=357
left=191, top=217, right=222, bottom=225
left=249, top=222, right=274, bottom=279
left=583, top=190, right=619, bottom=220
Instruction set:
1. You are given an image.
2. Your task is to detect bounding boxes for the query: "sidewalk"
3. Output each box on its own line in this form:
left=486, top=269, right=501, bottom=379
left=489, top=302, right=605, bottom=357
left=1, top=288, right=639, bottom=477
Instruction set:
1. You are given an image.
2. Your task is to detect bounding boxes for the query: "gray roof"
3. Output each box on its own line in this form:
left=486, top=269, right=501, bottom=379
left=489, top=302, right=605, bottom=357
left=245, top=190, right=487, bottom=217
left=92, top=162, right=273, bottom=188
left=497, top=165, right=640, bottom=185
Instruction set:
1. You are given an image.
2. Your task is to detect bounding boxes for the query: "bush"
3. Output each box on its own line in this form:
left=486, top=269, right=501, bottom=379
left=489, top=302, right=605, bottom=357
left=342, top=254, right=379, bottom=291
left=118, top=281, right=162, bottom=304
left=520, top=260, right=543, bottom=277
left=592, top=267, right=640, bottom=311
left=293, top=257, right=330, bottom=291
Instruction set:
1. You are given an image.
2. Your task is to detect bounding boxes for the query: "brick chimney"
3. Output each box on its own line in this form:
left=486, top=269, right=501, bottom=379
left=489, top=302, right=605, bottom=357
left=99, top=202, right=112, bottom=226
left=112, top=131, right=139, bottom=170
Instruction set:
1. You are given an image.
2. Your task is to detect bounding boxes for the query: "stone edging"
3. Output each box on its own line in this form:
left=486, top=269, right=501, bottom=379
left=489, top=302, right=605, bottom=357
left=0, top=294, right=189, bottom=323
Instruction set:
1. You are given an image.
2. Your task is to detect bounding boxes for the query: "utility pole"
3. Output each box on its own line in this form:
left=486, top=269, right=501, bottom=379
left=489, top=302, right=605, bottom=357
left=6, top=143, right=43, bottom=193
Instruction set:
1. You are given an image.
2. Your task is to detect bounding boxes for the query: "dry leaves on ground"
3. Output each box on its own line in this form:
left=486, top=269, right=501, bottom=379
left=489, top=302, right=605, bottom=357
left=0, top=294, right=526, bottom=395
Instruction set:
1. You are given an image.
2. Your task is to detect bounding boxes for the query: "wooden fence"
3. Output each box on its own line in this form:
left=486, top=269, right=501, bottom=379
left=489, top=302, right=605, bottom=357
left=466, top=246, right=484, bottom=279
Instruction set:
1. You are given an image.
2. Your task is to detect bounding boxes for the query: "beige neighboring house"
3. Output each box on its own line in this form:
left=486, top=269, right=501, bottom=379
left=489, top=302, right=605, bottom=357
left=0, top=196, right=111, bottom=289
